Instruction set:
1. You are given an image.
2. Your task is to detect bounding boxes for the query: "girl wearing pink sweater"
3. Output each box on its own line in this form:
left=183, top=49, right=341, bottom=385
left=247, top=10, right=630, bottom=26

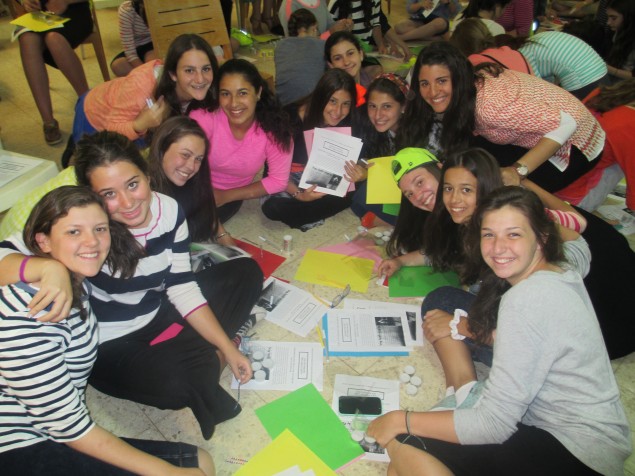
left=191, top=59, right=293, bottom=222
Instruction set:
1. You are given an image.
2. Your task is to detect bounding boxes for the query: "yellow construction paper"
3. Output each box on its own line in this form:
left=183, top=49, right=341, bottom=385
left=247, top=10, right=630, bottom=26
left=234, top=429, right=337, bottom=476
left=294, top=250, right=374, bottom=293
left=367, top=156, right=402, bottom=204
left=11, top=12, right=69, bottom=33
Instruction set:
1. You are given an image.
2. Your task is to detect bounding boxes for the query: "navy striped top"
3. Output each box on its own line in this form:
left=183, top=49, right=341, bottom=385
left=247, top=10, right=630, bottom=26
left=0, top=193, right=206, bottom=343
left=0, top=282, right=97, bottom=453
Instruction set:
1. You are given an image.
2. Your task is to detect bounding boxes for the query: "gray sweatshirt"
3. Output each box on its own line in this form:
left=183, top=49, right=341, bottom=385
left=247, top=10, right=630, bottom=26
left=454, top=238, right=632, bottom=475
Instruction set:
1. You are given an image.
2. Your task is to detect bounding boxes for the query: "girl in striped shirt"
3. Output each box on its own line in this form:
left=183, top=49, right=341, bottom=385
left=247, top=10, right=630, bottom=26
left=0, top=186, right=214, bottom=475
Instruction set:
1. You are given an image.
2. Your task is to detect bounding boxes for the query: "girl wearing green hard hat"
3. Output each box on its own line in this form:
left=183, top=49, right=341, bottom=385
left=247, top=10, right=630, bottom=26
left=378, top=147, right=442, bottom=277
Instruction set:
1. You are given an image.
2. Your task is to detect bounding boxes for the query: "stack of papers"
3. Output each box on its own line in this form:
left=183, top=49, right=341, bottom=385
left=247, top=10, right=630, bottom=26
left=323, top=307, right=419, bottom=356
left=299, top=128, right=363, bottom=197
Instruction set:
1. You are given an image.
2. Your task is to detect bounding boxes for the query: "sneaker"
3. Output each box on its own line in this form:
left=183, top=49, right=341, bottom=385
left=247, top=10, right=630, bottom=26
left=232, top=305, right=267, bottom=347
left=43, top=119, right=62, bottom=145
left=299, top=219, right=325, bottom=232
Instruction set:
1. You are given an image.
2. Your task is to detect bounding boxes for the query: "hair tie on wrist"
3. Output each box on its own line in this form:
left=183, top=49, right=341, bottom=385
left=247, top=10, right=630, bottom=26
left=19, top=256, right=32, bottom=283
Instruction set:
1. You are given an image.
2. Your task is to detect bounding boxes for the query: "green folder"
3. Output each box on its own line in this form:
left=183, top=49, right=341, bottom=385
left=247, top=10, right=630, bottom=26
left=255, top=384, right=364, bottom=470
left=389, top=265, right=461, bottom=297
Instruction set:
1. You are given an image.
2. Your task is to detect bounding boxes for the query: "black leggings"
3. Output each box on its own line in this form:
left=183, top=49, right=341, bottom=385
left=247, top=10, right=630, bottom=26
left=577, top=207, right=635, bottom=359
left=0, top=438, right=199, bottom=476
left=261, top=193, right=353, bottom=229
left=397, top=424, right=601, bottom=476
left=471, top=136, right=601, bottom=193
left=89, top=258, right=263, bottom=440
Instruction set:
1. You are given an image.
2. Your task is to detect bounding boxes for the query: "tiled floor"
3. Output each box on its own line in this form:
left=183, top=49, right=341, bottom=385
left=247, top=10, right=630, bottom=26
left=0, top=4, right=633, bottom=475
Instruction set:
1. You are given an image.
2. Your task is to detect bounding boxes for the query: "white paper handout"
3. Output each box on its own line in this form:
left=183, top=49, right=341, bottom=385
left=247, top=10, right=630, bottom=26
left=324, top=309, right=414, bottom=355
left=0, top=153, right=41, bottom=188
left=231, top=340, right=324, bottom=391
left=421, top=0, right=441, bottom=18
left=332, top=374, right=400, bottom=462
left=260, top=277, right=327, bottom=337
left=344, top=299, right=424, bottom=346
left=299, top=128, right=363, bottom=197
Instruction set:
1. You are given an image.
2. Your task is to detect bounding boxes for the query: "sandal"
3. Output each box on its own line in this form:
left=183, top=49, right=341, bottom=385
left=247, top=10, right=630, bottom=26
left=43, top=119, right=62, bottom=146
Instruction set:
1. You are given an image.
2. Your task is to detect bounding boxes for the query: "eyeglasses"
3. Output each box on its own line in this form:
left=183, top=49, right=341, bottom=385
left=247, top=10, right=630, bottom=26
left=331, top=284, right=351, bottom=308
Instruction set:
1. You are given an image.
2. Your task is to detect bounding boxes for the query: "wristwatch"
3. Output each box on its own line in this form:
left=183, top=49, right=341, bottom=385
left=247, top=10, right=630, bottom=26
left=513, top=162, right=529, bottom=180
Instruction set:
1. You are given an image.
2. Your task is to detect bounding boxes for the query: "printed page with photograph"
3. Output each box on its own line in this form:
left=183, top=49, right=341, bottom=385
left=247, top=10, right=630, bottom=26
left=231, top=340, right=324, bottom=391
left=299, top=128, right=363, bottom=197
left=190, top=242, right=252, bottom=272
left=324, top=309, right=413, bottom=355
left=260, top=277, right=328, bottom=337
left=344, top=299, right=423, bottom=346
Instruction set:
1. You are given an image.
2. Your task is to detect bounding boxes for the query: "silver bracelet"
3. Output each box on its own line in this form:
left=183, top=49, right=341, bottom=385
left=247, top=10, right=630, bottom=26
left=215, top=231, right=230, bottom=240
left=450, top=309, right=468, bottom=341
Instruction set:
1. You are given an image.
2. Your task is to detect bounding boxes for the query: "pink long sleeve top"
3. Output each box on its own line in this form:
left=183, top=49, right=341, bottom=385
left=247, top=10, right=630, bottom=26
left=190, top=109, right=292, bottom=194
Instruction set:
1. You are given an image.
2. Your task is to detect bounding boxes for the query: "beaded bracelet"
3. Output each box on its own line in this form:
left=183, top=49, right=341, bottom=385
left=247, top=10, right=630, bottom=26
left=19, top=256, right=32, bottom=283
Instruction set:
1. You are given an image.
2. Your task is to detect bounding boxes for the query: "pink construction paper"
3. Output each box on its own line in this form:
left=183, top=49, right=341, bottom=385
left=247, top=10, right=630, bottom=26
left=317, top=238, right=383, bottom=274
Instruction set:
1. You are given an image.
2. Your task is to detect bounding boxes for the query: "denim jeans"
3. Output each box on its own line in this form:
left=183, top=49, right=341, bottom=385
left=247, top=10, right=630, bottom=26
left=421, top=286, right=493, bottom=367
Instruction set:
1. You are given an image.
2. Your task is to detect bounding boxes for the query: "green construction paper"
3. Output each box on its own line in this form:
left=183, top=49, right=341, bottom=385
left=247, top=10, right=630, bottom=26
left=388, top=266, right=461, bottom=297
left=382, top=203, right=401, bottom=216
left=255, top=384, right=364, bottom=470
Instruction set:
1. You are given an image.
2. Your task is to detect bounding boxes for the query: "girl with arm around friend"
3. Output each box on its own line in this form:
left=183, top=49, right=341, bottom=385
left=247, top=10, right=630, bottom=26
left=0, top=132, right=256, bottom=440
left=0, top=186, right=214, bottom=475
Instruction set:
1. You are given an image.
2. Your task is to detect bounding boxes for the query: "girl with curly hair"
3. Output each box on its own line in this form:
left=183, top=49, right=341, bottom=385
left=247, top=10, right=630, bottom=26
left=190, top=59, right=293, bottom=222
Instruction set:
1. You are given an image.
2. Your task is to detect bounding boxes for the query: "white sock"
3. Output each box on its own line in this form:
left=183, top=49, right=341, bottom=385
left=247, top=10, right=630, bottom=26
left=455, top=381, right=477, bottom=407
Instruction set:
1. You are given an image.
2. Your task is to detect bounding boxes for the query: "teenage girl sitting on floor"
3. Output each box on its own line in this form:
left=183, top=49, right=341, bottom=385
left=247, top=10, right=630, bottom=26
left=367, top=186, right=631, bottom=476
left=261, top=69, right=365, bottom=231
left=398, top=42, right=606, bottom=196
left=351, top=73, right=410, bottom=228
left=0, top=131, right=258, bottom=440
left=0, top=186, right=215, bottom=475
left=190, top=59, right=293, bottom=223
